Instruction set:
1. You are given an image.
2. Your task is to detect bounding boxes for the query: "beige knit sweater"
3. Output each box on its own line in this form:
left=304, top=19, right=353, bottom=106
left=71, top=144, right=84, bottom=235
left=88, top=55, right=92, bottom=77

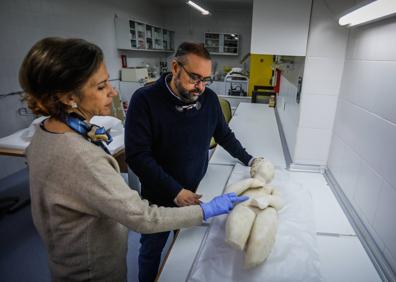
left=26, top=126, right=203, bottom=282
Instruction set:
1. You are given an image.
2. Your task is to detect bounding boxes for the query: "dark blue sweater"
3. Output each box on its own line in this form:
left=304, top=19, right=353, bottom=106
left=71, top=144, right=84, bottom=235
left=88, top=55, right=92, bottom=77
left=125, top=74, right=252, bottom=207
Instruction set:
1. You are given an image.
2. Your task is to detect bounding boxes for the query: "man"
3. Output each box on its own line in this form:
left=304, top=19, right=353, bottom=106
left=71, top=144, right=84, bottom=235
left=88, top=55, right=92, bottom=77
left=125, top=42, right=269, bottom=282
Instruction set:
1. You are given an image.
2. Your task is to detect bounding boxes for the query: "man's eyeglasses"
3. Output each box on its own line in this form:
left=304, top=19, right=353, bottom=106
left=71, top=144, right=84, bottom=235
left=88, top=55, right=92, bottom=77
left=177, top=62, right=213, bottom=86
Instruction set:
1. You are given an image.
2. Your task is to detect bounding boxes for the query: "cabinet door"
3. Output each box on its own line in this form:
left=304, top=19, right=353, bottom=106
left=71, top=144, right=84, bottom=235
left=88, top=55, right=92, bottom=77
left=223, top=33, right=238, bottom=55
left=163, top=29, right=169, bottom=50
left=136, top=22, right=146, bottom=49
left=251, top=0, right=312, bottom=56
left=129, top=20, right=137, bottom=49
left=205, top=33, right=238, bottom=55
left=205, top=33, right=220, bottom=53
left=146, top=25, right=153, bottom=49
left=115, top=17, right=133, bottom=50
left=153, top=27, right=163, bottom=49
left=169, top=31, right=175, bottom=51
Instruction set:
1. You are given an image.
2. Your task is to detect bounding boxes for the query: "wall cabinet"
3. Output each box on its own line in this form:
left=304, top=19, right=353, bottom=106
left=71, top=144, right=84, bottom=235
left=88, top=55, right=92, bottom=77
left=250, top=0, right=311, bottom=56
left=115, top=16, right=174, bottom=52
left=204, top=32, right=239, bottom=55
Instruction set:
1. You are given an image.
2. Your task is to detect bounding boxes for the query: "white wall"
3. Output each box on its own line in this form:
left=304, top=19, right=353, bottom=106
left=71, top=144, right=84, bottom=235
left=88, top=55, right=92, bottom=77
left=277, top=75, right=299, bottom=158
left=328, top=15, right=396, bottom=273
left=292, top=0, right=352, bottom=165
left=276, top=57, right=306, bottom=159
left=165, top=7, right=253, bottom=76
left=0, top=0, right=163, bottom=179
left=250, top=0, right=312, bottom=56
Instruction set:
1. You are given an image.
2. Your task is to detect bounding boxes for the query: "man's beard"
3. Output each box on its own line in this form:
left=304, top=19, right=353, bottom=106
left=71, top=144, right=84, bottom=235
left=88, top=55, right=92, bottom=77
left=175, top=73, right=203, bottom=103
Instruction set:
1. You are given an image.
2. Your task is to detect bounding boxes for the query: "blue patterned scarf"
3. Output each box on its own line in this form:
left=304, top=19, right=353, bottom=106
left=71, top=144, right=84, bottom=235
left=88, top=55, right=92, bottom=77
left=64, top=113, right=113, bottom=154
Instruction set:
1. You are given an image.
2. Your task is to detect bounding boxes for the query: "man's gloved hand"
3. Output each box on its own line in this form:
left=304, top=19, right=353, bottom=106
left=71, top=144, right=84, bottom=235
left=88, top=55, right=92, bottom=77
left=250, top=157, right=275, bottom=184
left=200, top=193, right=249, bottom=220
left=250, top=157, right=264, bottom=168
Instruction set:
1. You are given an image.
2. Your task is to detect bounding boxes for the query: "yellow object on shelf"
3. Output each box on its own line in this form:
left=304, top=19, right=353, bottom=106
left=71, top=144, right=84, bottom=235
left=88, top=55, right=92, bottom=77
left=223, top=66, right=232, bottom=74
left=248, top=54, right=273, bottom=96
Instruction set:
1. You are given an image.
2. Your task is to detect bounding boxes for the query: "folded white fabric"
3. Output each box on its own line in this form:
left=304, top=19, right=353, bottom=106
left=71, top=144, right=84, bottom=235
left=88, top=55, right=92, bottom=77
left=249, top=196, right=270, bottom=210
left=21, top=116, right=48, bottom=140
left=90, top=116, right=123, bottom=135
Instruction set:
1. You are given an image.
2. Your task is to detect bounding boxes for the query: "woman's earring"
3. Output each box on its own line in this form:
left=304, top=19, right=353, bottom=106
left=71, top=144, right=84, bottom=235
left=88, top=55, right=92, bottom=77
left=70, top=102, right=78, bottom=109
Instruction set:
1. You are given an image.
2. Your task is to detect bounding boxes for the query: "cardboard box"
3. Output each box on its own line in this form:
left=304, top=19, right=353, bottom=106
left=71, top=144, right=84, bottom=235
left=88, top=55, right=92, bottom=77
left=121, top=68, right=148, bottom=82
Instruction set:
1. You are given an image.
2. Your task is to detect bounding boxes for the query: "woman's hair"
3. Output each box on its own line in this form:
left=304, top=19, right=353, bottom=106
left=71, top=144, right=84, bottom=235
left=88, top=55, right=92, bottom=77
left=174, top=42, right=211, bottom=64
left=19, top=37, right=103, bottom=120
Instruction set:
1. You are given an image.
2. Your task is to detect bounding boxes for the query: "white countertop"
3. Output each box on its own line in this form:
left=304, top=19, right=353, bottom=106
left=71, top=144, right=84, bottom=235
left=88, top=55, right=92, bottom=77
left=159, top=103, right=381, bottom=282
left=210, top=103, right=286, bottom=168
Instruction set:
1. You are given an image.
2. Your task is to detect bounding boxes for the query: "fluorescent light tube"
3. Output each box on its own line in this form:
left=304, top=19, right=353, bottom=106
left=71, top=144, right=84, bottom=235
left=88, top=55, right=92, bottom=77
left=339, top=0, right=396, bottom=27
left=186, top=1, right=210, bottom=15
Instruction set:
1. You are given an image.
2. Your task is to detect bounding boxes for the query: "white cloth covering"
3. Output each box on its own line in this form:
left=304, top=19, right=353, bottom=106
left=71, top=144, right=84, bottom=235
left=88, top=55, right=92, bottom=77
left=188, top=163, right=322, bottom=282
left=0, top=116, right=124, bottom=155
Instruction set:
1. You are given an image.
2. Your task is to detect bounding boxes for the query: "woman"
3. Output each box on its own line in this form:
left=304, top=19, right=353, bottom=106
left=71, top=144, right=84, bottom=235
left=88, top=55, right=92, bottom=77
left=20, top=37, right=247, bottom=282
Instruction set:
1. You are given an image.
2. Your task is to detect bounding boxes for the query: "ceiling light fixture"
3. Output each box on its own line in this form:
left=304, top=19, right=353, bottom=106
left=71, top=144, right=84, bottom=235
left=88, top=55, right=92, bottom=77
left=339, top=0, right=396, bottom=27
left=186, top=1, right=210, bottom=15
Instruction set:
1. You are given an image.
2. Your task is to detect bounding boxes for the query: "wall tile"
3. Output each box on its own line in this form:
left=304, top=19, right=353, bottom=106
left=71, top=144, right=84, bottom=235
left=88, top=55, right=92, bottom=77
left=305, top=0, right=349, bottom=58
left=371, top=61, right=396, bottom=124
left=337, top=142, right=361, bottom=202
left=340, top=61, right=378, bottom=113
left=353, top=108, right=389, bottom=176
left=377, top=120, right=396, bottom=189
left=332, top=99, right=359, bottom=148
left=372, top=180, right=396, bottom=262
left=328, top=134, right=345, bottom=182
left=383, top=247, right=396, bottom=276
left=347, top=18, right=396, bottom=61
left=341, top=60, right=396, bottom=125
left=328, top=133, right=361, bottom=202
left=294, top=127, right=332, bottom=165
left=354, top=160, right=383, bottom=224
left=299, top=93, right=338, bottom=129
left=302, top=57, right=345, bottom=95
left=355, top=202, right=386, bottom=251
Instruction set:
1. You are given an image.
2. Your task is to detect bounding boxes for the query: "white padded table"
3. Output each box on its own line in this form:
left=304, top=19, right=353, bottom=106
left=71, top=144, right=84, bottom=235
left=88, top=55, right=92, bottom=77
left=0, top=116, right=125, bottom=157
left=288, top=171, right=356, bottom=236
left=210, top=103, right=286, bottom=168
left=159, top=164, right=234, bottom=281
left=159, top=104, right=380, bottom=282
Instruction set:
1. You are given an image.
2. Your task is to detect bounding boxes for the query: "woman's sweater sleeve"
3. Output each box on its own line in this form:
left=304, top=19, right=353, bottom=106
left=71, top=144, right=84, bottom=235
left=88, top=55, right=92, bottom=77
left=69, top=152, right=203, bottom=234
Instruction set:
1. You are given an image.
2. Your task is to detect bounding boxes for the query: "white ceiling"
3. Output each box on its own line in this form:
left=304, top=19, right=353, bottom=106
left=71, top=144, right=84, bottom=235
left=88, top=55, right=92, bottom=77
left=149, top=0, right=253, bottom=9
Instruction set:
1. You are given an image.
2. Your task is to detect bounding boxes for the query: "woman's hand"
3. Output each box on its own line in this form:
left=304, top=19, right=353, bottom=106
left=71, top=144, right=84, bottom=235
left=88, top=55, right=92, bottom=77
left=174, top=188, right=202, bottom=206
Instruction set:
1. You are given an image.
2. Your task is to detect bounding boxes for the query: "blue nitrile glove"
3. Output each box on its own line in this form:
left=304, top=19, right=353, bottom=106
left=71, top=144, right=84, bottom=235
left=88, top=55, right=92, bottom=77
left=200, top=192, right=249, bottom=220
